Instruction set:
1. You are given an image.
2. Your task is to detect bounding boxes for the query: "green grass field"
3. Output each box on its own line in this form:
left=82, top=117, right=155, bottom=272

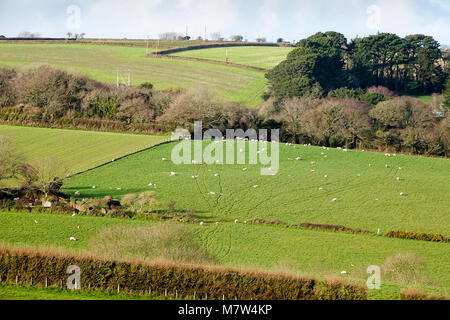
left=0, top=210, right=448, bottom=299
left=0, top=284, right=162, bottom=300
left=1, top=127, right=449, bottom=299
left=64, top=141, right=450, bottom=235
left=0, top=125, right=168, bottom=174
left=172, top=46, right=293, bottom=69
left=0, top=43, right=269, bottom=107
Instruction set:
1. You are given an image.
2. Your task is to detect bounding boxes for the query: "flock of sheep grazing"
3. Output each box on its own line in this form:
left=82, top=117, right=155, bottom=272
left=66, top=140, right=407, bottom=268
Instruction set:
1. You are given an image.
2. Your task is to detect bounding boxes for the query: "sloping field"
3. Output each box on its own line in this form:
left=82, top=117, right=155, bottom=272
left=172, top=46, right=293, bottom=69
left=0, top=210, right=448, bottom=299
left=64, top=141, right=450, bottom=234
left=0, top=125, right=168, bottom=173
left=0, top=43, right=267, bottom=107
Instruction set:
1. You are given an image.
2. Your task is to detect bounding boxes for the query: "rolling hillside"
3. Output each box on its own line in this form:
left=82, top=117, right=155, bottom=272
left=0, top=43, right=272, bottom=107
left=0, top=125, right=168, bottom=173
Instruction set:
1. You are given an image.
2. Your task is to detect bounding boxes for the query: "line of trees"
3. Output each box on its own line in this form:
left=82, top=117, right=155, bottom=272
left=266, top=32, right=449, bottom=103
left=0, top=66, right=448, bottom=156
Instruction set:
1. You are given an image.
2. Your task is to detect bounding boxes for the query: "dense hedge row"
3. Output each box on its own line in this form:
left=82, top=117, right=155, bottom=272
left=386, top=230, right=448, bottom=243
left=0, top=248, right=367, bottom=300
left=248, top=218, right=373, bottom=235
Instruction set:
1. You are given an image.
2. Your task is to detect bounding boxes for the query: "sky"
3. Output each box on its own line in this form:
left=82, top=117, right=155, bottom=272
left=0, top=0, right=449, bottom=45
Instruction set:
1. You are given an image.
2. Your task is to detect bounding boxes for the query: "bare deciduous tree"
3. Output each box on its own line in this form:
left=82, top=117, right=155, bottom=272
left=0, top=136, right=23, bottom=188
left=26, top=157, right=69, bottom=199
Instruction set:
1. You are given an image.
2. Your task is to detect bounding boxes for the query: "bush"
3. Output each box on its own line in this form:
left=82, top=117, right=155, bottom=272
left=89, top=223, right=215, bottom=265
left=386, top=230, right=448, bottom=243
left=17, top=66, right=90, bottom=119
left=381, top=253, right=430, bottom=285
left=400, top=289, right=449, bottom=300
left=370, top=97, right=434, bottom=130
left=359, top=92, right=386, bottom=106
left=0, top=67, right=16, bottom=107
left=0, top=247, right=367, bottom=300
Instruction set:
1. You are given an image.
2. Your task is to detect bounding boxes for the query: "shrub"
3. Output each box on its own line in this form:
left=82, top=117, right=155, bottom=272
left=17, top=66, right=90, bottom=119
left=400, top=289, right=449, bottom=300
left=366, top=85, right=395, bottom=97
left=386, top=230, right=448, bottom=243
left=89, top=223, right=215, bottom=265
left=0, top=67, right=17, bottom=107
left=381, top=253, right=430, bottom=285
left=370, top=97, right=434, bottom=130
left=359, top=92, right=386, bottom=106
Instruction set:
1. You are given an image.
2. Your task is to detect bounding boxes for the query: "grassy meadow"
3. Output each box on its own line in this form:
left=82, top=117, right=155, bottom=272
left=0, top=125, right=168, bottom=173
left=1, top=126, right=448, bottom=299
left=64, top=141, right=450, bottom=234
left=0, top=43, right=269, bottom=107
left=0, top=209, right=448, bottom=299
left=172, top=46, right=293, bottom=69
left=0, top=284, right=163, bottom=300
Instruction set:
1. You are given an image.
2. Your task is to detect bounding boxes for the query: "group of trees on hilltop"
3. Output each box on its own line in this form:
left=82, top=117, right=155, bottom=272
left=266, top=32, right=449, bottom=103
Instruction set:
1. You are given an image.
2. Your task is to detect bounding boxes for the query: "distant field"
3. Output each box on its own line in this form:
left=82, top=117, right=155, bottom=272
left=173, top=46, right=293, bottom=69
left=64, top=141, right=450, bottom=234
left=0, top=125, right=168, bottom=173
left=0, top=43, right=268, bottom=107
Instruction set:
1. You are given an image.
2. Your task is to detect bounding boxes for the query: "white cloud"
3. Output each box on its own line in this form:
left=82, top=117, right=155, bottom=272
left=258, top=0, right=280, bottom=36
left=372, top=0, right=450, bottom=44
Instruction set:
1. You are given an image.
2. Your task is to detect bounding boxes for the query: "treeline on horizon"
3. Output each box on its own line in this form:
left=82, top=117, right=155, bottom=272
left=266, top=31, right=449, bottom=102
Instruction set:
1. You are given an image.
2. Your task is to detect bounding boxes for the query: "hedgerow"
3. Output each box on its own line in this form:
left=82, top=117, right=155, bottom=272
left=386, top=230, right=448, bottom=243
left=0, top=248, right=367, bottom=300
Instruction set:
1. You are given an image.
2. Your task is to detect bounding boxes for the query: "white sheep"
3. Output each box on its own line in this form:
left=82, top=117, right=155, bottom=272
left=74, top=191, right=81, bottom=196
left=332, top=198, right=338, bottom=202
left=200, top=222, right=204, bottom=226
left=170, top=172, right=176, bottom=176
left=295, top=157, right=301, bottom=161
left=242, top=168, right=248, bottom=171
left=69, top=237, right=77, bottom=241
left=162, top=157, right=167, bottom=161
left=341, top=271, right=348, bottom=275
left=234, top=219, right=239, bottom=224
left=209, top=192, right=216, bottom=195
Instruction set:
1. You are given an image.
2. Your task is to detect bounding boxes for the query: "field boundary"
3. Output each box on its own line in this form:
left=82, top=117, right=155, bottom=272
left=68, top=139, right=173, bottom=178
left=0, top=247, right=367, bottom=300
left=147, top=53, right=268, bottom=72
left=153, top=42, right=293, bottom=55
